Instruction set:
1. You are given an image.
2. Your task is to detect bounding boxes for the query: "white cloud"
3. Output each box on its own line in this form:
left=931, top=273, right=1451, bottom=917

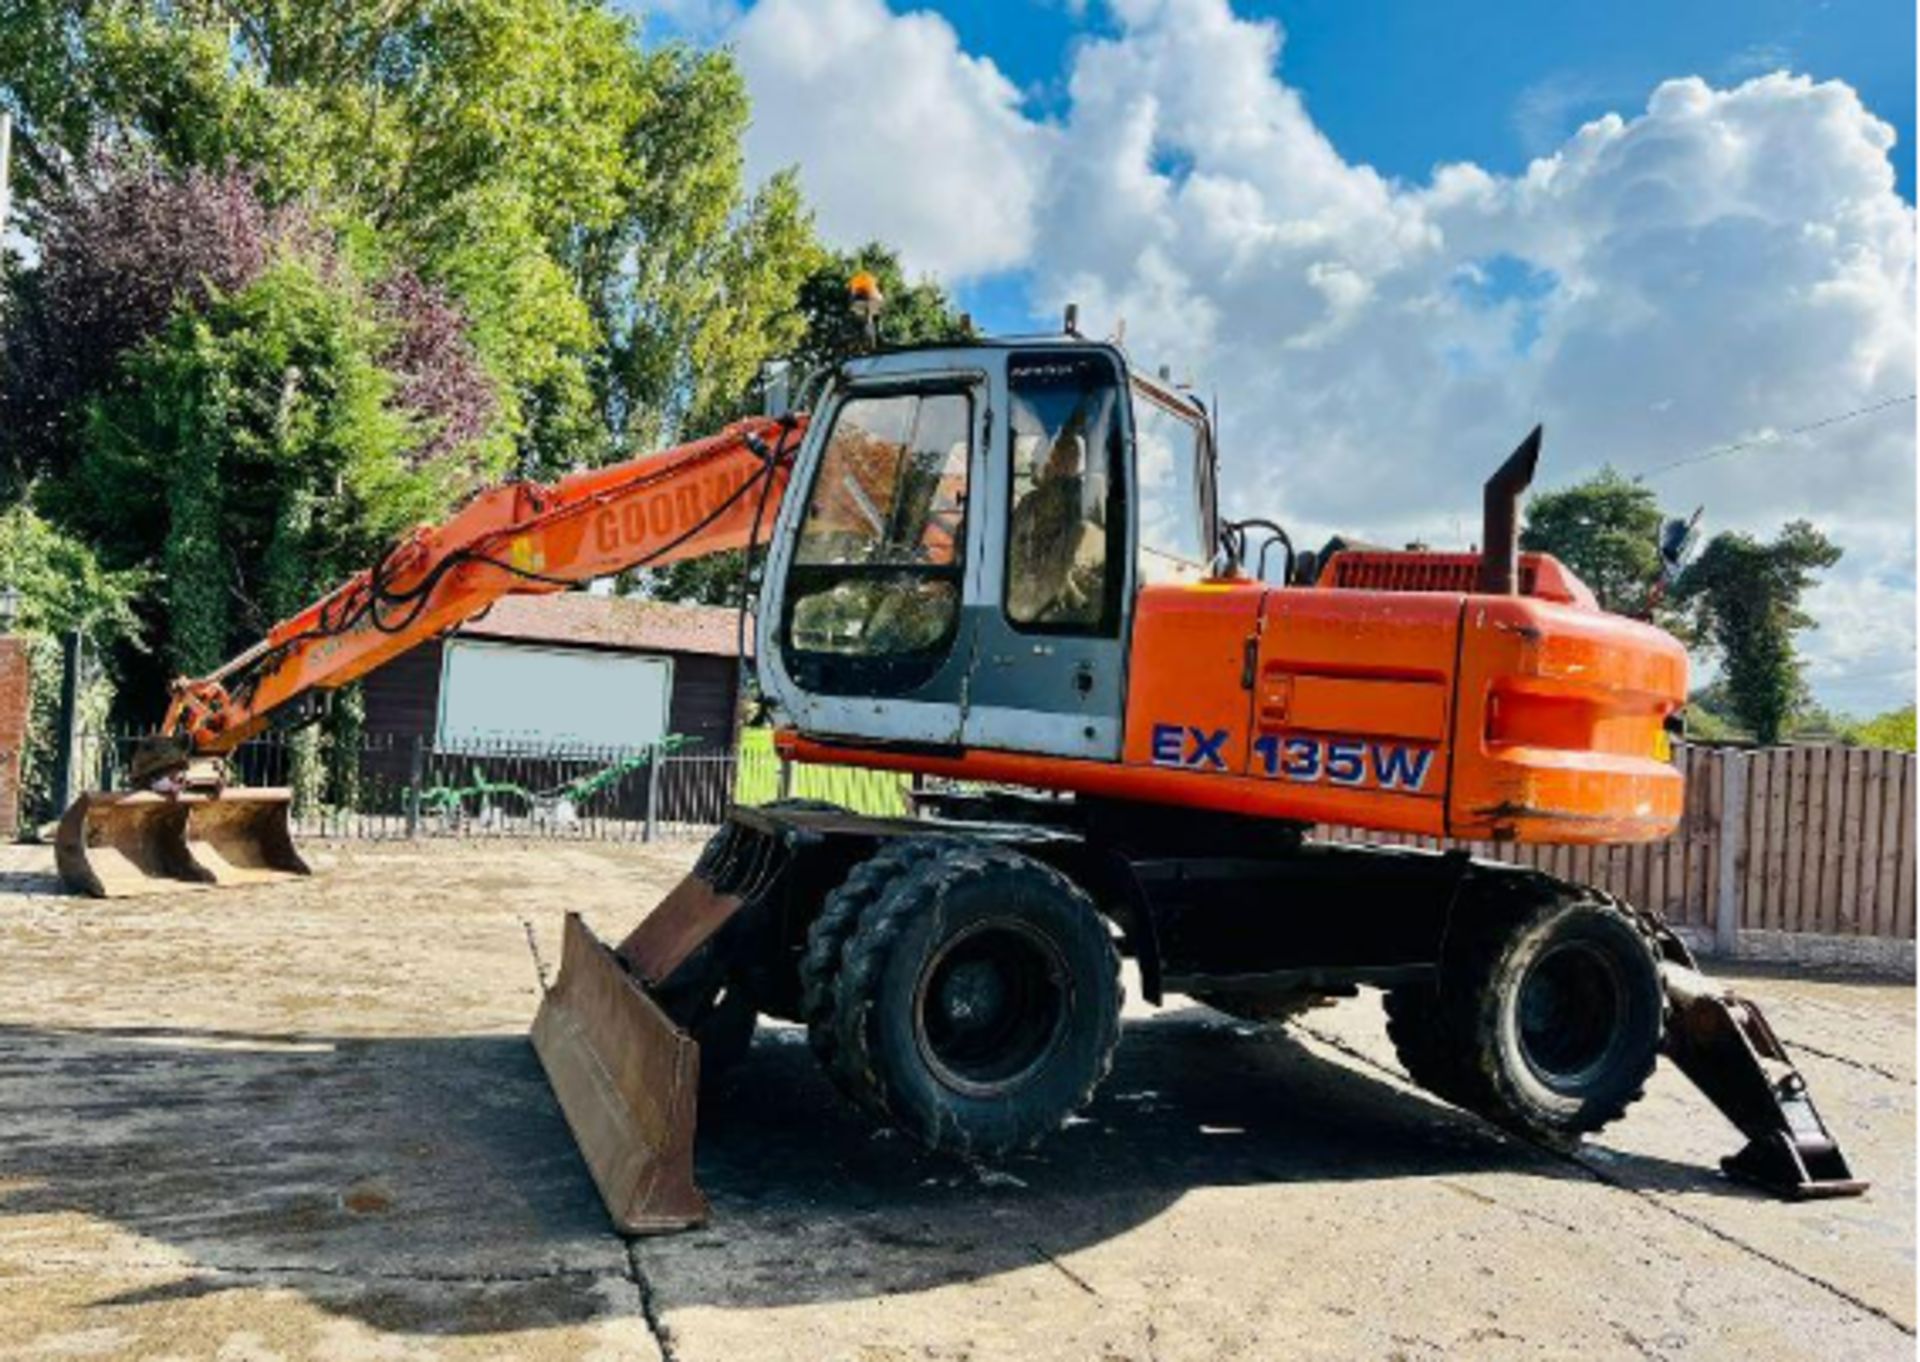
left=731, top=0, right=1047, bottom=279
left=711, top=0, right=1917, bottom=712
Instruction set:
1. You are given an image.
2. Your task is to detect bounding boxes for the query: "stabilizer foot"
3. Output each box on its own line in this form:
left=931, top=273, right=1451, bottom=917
left=1660, top=962, right=1868, bottom=1200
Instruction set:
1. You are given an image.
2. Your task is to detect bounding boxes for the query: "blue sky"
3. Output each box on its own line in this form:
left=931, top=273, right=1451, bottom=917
left=937, top=0, right=1915, bottom=195
left=660, top=0, right=1916, bottom=713
left=911, top=0, right=1918, bottom=331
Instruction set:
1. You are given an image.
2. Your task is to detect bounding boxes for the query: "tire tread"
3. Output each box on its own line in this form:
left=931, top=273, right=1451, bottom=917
left=1441, top=884, right=1659, bottom=1140
left=832, top=841, right=1122, bottom=1155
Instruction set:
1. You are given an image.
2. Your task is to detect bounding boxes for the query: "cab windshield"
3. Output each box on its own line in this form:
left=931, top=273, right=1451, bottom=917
left=784, top=387, right=971, bottom=683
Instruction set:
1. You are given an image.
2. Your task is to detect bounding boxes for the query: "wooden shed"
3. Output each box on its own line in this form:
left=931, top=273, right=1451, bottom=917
left=361, top=592, right=748, bottom=758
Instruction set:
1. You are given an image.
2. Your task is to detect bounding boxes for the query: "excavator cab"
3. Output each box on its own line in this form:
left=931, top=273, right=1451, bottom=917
left=757, top=340, right=1208, bottom=760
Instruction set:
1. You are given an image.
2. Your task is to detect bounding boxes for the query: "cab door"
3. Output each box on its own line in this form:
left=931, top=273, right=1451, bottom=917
left=758, top=370, right=984, bottom=746
left=960, top=348, right=1133, bottom=760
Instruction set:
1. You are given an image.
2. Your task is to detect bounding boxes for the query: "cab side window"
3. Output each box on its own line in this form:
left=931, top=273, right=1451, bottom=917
left=1005, top=355, right=1125, bottom=633
left=1134, top=395, right=1210, bottom=584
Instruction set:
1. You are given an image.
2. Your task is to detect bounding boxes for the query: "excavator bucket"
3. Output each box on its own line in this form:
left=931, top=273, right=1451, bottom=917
left=1661, top=962, right=1868, bottom=1199
left=180, top=790, right=310, bottom=886
left=55, top=789, right=309, bottom=898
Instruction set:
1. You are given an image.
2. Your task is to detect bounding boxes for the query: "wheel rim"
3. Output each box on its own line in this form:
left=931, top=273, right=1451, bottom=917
left=913, top=918, right=1070, bottom=1098
left=1516, top=940, right=1627, bottom=1092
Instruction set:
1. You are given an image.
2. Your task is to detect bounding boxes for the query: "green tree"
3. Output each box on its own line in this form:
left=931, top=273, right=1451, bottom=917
left=634, top=244, right=967, bottom=606
left=0, top=504, right=146, bottom=825
left=62, top=257, right=456, bottom=698
left=1520, top=467, right=1670, bottom=618
left=1673, top=520, right=1843, bottom=745
left=1845, top=705, right=1917, bottom=751
left=0, top=0, right=824, bottom=475
left=582, top=48, right=822, bottom=449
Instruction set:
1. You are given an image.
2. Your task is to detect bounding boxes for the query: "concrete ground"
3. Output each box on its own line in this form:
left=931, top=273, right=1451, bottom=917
left=0, top=839, right=1912, bottom=1362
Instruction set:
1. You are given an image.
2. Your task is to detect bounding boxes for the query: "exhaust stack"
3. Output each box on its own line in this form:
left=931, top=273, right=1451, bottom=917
left=1478, top=425, right=1542, bottom=595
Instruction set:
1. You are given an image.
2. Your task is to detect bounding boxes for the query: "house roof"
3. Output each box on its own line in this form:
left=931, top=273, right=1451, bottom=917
left=457, top=592, right=749, bottom=658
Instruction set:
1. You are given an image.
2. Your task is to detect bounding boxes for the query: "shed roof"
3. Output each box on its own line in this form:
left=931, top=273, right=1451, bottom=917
left=457, top=592, right=748, bottom=658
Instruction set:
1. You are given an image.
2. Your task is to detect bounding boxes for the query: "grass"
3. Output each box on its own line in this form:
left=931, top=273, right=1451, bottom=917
left=732, top=727, right=914, bottom=816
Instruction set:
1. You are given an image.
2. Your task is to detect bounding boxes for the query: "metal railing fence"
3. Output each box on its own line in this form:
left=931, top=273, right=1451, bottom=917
left=49, top=728, right=915, bottom=843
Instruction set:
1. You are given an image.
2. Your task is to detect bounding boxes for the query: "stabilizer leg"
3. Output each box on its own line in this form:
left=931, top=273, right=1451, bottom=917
left=1660, top=962, right=1868, bottom=1200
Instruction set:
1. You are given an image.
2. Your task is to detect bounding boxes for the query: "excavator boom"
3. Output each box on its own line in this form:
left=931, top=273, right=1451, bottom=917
left=57, top=415, right=804, bottom=896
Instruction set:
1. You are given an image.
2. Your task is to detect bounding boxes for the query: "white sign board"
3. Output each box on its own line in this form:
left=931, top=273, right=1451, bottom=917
left=436, top=640, right=672, bottom=749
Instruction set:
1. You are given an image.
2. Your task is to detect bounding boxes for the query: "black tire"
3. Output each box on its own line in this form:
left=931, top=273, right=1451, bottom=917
left=1382, top=981, right=1470, bottom=1105
left=799, top=838, right=945, bottom=1104
left=1443, top=891, right=1662, bottom=1141
left=829, top=841, right=1122, bottom=1157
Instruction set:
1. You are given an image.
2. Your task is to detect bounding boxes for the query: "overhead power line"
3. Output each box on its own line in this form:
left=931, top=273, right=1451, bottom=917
left=1635, top=392, right=1917, bottom=481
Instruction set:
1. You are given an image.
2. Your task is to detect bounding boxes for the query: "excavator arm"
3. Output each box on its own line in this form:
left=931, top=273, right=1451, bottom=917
left=57, top=414, right=806, bottom=895
left=172, top=414, right=806, bottom=752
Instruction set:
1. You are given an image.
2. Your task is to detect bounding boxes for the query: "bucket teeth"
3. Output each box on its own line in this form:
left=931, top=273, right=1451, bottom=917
left=54, top=789, right=307, bottom=897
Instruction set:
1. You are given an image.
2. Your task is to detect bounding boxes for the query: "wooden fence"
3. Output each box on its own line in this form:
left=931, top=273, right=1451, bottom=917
left=1322, top=745, right=1917, bottom=949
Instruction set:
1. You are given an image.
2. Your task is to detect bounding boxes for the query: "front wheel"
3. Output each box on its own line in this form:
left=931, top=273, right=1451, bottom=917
left=827, top=842, right=1122, bottom=1157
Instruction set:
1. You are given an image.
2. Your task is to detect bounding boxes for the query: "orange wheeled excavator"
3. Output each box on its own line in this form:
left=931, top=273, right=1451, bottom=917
left=58, top=326, right=1865, bottom=1230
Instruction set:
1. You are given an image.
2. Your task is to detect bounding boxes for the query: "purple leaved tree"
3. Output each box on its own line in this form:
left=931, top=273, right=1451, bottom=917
left=370, top=270, right=497, bottom=467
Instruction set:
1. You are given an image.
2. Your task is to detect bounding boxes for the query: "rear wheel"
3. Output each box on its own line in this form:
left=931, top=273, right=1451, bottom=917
left=1443, top=891, right=1662, bottom=1140
left=824, top=841, right=1122, bottom=1156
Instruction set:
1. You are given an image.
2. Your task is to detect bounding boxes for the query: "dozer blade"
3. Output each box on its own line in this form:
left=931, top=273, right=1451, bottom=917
left=55, top=789, right=308, bottom=898
left=1661, top=962, right=1868, bottom=1200
left=530, top=813, right=794, bottom=1235
left=531, top=912, right=712, bottom=1235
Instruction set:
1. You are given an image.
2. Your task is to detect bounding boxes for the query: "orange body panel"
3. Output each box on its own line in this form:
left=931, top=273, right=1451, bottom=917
left=785, top=569, right=1687, bottom=846
left=1446, top=594, right=1686, bottom=841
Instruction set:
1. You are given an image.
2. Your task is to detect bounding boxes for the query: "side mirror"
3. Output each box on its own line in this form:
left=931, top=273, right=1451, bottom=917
left=1659, top=508, right=1703, bottom=582
left=760, top=361, right=792, bottom=419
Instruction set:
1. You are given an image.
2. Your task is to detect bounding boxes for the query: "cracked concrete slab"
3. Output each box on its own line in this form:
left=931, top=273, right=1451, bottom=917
left=1, top=840, right=1911, bottom=1361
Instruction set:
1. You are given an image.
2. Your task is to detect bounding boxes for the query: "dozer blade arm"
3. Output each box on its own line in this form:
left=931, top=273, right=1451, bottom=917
left=1659, top=962, right=1867, bottom=1200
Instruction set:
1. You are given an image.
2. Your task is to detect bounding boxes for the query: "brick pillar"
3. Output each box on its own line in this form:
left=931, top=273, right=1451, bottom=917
left=0, top=637, right=29, bottom=838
